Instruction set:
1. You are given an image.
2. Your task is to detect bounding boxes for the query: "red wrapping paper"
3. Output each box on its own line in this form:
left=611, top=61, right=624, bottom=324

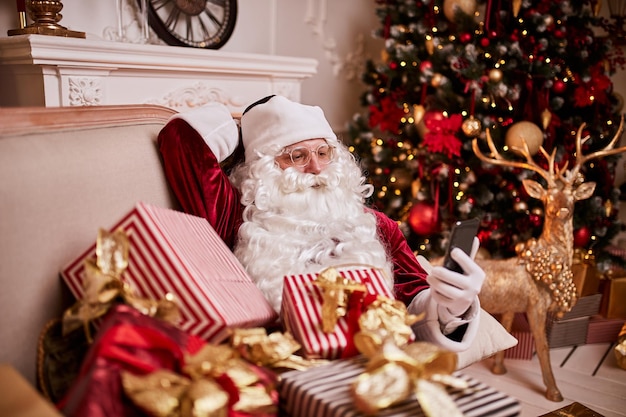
left=59, top=304, right=277, bottom=417
left=281, top=267, right=395, bottom=360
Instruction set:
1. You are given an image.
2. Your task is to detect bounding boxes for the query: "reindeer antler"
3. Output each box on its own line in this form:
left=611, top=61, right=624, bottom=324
left=472, top=128, right=562, bottom=187
left=569, top=115, right=626, bottom=181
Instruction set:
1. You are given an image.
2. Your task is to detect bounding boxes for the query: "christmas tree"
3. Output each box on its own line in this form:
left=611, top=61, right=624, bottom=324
left=349, top=0, right=626, bottom=270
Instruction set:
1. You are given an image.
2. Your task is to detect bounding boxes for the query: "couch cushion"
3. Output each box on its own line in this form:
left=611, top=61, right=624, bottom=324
left=0, top=105, right=178, bottom=385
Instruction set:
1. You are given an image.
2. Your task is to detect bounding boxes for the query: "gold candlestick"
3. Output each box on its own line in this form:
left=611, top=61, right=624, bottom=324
left=8, top=0, right=85, bottom=38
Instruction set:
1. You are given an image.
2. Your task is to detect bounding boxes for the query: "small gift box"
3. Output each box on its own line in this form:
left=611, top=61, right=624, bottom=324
left=586, top=315, right=626, bottom=344
left=281, top=266, right=400, bottom=360
left=538, top=401, right=605, bottom=416
left=599, top=272, right=626, bottom=320
left=559, top=293, right=602, bottom=321
left=278, top=355, right=521, bottom=417
left=504, top=313, right=535, bottom=360
left=61, top=202, right=278, bottom=343
left=547, top=316, right=589, bottom=348
left=571, top=250, right=601, bottom=297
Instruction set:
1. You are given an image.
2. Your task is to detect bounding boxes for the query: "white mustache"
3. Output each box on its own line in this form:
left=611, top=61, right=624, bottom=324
left=278, top=168, right=338, bottom=193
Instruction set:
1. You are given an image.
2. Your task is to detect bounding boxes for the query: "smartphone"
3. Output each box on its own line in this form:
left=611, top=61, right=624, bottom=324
left=443, top=217, right=480, bottom=273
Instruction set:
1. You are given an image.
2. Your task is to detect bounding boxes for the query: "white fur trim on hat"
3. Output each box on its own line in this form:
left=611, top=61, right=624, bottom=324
left=240, top=95, right=337, bottom=162
left=170, top=102, right=239, bottom=163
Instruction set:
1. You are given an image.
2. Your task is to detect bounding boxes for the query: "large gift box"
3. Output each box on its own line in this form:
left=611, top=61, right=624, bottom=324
left=61, top=202, right=278, bottom=343
left=281, top=266, right=395, bottom=360
left=504, top=313, right=535, bottom=360
left=278, top=356, right=521, bottom=417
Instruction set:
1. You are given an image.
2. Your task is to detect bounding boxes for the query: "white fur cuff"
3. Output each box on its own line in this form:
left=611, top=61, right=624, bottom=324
left=170, top=102, right=239, bottom=163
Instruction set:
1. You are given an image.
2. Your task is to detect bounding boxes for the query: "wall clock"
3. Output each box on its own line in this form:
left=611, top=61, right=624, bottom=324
left=141, top=0, right=238, bottom=49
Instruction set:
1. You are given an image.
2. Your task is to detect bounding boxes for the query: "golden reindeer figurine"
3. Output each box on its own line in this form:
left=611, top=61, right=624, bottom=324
left=471, top=117, right=625, bottom=402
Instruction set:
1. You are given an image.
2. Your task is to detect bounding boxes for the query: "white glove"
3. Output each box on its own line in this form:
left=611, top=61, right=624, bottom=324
left=417, top=237, right=484, bottom=317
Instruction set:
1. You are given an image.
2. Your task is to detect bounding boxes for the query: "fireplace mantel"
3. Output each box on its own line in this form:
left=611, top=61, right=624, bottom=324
left=0, top=35, right=318, bottom=112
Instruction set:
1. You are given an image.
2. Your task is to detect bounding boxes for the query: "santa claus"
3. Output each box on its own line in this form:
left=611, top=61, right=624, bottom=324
left=158, top=95, right=485, bottom=351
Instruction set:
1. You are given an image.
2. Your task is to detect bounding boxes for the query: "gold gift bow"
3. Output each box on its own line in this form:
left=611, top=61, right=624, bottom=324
left=350, top=339, right=468, bottom=417
left=350, top=293, right=464, bottom=417
left=62, top=228, right=180, bottom=342
left=230, top=328, right=327, bottom=371
left=122, top=343, right=277, bottom=417
left=313, top=267, right=367, bottom=332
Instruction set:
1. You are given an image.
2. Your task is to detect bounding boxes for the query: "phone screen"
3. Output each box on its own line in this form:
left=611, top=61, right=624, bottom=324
left=443, top=217, right=480, bottom=273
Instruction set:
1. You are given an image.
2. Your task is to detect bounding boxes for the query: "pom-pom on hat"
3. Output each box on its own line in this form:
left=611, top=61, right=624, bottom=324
left=240, top=95, right=337, bottom=162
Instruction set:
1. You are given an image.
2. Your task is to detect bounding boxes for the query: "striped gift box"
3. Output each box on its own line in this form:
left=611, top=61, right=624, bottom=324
left=504, top=313, right=535, bottom=360
left=278, top=356, right=521, bottom=417
left=281, top=267, right=394, bottom=360
left=61, top=202, right=277, bottom=343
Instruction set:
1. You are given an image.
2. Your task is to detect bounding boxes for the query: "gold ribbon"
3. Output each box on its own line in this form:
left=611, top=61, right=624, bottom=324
left=356, top=296, right=422, bottom=355
left=351, top=340, right=466, bottom=417
left=230, top=328, right=327, bottom=371
left=334, top=268, right=462, bottom=416
left=122, top=343, right=277, bottom=417
left=313, top=267, right=368, bottom=333
left=62, top=228, right=180, bottom=342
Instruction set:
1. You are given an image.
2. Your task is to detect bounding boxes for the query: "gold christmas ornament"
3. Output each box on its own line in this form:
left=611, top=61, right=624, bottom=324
left=442, top=0, right=477, bottom=22
left=431, top=73, right=445, bottom=87
left=425, top=37, right=435, bottom=55
left=461, top=116, right=482, bottom=137
left=512, top=0, right=522, bottom=17
left=541, top=109, right=552, bottom=130
left=488, top=69, right=503, bottom=83
left=505, top=121, right=544, bottom=156
left=381, top=49, right=389, bottom=63
left=413, top=104, right=426, bottom=125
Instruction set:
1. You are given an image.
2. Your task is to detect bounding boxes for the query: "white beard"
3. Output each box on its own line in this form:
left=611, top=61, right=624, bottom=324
left=230, top=148, right=394, bottom=313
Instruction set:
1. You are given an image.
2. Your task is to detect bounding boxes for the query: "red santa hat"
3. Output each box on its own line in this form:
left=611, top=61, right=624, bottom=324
left=240, top=95, right=338, bottom=162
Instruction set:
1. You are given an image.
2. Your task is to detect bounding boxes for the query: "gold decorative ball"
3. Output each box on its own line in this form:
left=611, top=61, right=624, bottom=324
left=431, top=73, right=445, bottom=87
left=489, top=69, right=503, bottom=83
left=443, top=0, right=477, bottom=22
left=461, top=116, right=482, bottom=137
left=505, top=121, right=544, bottom=156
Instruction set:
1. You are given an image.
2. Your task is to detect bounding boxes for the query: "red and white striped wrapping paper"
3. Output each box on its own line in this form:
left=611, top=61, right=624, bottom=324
left=281, top=267, right=394, bottom=360
left=61, top=202, right=278, bottom=343
left=504, top=313, right=535, bottom=360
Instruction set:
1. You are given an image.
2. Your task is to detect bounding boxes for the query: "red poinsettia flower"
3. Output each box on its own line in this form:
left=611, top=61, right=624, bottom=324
left=422, top=113, right=463, bottom=158
left=573, top=64, right=611, bottom=107
left=368, top=96, right=405, bottom=133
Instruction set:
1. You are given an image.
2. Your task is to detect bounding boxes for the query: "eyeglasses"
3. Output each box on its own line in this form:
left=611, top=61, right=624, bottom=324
left=277, top=144, right=335, bottom=167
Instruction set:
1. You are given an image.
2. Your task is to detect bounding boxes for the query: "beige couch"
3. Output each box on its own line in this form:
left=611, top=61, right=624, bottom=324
left=0, top=104, right=179, bottom=387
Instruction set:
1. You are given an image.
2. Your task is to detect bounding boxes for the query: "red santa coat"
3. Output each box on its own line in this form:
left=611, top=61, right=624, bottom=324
left=157, top=117, right=429, bottom=306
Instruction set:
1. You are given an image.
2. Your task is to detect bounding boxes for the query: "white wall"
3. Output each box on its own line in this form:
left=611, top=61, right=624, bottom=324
left=0, top=0, right=382, bottom=133
left=1, top=0, right=624, bottom=155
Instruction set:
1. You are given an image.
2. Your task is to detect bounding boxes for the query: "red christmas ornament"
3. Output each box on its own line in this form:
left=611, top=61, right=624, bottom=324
left=573, top=227, right=592, bottom=248
left=552, top=80, right=567, bottom=94
left=420, top=60, right=433, bottom=72
left=389, top=61, right=398, bottom=70
left=459, top=32, right=472, bottom=43
left=480, top=37, right=490, bottom=47
left=408, top=201, right=440, bottom=236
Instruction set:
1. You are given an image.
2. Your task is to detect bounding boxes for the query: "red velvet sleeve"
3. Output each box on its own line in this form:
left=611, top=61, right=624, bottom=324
left=372, top=210, right=430, bottom=306
left=157, top=118, right=243, bottom=249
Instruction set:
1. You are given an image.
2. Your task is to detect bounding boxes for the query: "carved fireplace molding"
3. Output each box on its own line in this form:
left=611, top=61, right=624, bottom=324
left=0, top=35, right=318, bottom=113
